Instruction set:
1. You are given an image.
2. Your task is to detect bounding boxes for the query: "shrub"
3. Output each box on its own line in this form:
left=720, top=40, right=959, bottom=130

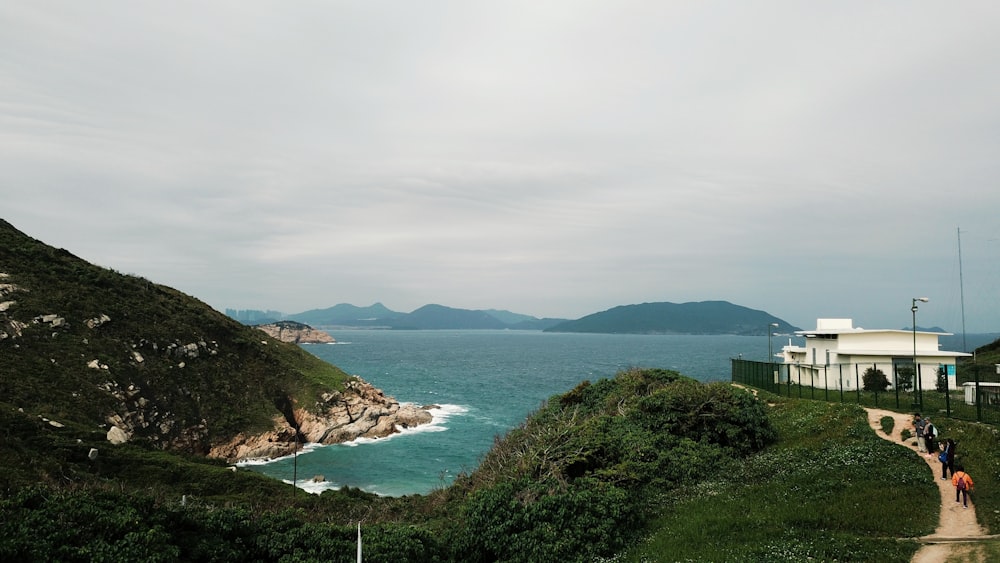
left=862, top=368, right=889, bottom=393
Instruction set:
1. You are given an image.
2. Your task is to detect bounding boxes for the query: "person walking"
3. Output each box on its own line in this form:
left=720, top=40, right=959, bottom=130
left=952, top=465, right=975, bottom=509
left=923, top=417, right=937, bottom=456
left=939, top=438, right=956, bottom=480
left=913, top=414, right=927, bottom=452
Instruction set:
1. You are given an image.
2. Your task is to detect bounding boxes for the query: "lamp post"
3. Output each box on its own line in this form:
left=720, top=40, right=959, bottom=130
left=768, top=322, right=779, bottom=382
left=912, top=297, right=928, bottom=407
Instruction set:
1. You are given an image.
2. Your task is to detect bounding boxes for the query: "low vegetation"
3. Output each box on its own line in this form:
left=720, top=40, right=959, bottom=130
left=7, top=363, right=989, bottom=562
left=4, top=218, right=1000, bottom=561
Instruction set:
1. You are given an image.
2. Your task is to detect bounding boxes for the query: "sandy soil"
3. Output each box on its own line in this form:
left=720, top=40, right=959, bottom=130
left=865, top=408, right=991, bottom=563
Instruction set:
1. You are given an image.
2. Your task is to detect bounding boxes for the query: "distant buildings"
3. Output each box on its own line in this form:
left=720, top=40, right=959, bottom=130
left=778, top=318, right=972, bottom=391
left=225, top=308, right=284, bottom=324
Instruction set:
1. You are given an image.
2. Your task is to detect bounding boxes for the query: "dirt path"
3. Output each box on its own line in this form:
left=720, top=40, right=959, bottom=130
left=864, top=408, right=991, bottom=562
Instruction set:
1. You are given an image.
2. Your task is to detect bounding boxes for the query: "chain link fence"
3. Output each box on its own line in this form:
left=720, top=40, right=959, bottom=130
left=732, top=358, right=1000, bottom=426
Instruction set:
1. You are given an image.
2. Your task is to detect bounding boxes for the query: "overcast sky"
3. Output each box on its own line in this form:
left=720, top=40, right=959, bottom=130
left=3, top=2, right=999, bottom=333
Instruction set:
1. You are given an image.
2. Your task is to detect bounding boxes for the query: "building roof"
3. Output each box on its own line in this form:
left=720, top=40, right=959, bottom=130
left=795, top=318, right=951, bottom=337
left=835, top=348, right=971, bottom=358
left=797, top=328, right=952, bottom=337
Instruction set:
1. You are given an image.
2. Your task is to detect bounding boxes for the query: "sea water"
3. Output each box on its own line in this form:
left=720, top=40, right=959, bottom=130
left=243, top=330, right=775, bottom=496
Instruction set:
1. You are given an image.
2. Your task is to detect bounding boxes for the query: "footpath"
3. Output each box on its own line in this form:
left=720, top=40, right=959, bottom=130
left=864, top=408, right=995, bottom=563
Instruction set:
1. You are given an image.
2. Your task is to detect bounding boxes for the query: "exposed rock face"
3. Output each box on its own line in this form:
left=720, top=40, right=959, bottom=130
left=256, top=321, right=335, bottom=344
left=208, top=377, right=433, bottom=462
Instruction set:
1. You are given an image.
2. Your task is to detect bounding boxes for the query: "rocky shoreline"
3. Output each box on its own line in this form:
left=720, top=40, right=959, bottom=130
left=255, top=320, right=335, bottom=344
left=207, top=377, right=434, bottom=463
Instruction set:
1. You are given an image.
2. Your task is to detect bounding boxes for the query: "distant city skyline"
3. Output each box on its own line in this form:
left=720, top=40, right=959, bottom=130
left=3, top=2, right=999, bottom=333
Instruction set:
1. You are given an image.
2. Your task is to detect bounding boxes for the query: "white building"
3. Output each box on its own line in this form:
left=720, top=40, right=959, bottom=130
left=778, top=318, right=971, bottom=391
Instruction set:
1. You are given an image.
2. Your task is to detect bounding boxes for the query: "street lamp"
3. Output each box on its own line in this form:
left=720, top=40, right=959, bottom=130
left=768, top=322, right=779, bottom=381
left=912, top=297, right=928, bottom=406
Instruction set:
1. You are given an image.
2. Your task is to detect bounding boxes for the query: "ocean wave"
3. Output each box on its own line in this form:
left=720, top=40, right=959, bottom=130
left=283, top=477, right=341, bottom=495
left=242, top=403, right=471, bottom=464
left=235, top=442, right=323, bottom=467
left=339, top=403, right=469, bottom=447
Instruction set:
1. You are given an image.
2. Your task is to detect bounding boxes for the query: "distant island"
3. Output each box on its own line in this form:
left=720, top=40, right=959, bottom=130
left=544, top=300, right=797, bottom=335
left=255, top=320, right=336, bottom=344
left=229, top=300, right=797, bottom=335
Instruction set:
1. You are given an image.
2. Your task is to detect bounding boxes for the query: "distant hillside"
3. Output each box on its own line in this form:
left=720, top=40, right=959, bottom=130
left=544, top=301, right=798, bottom=335
left=287, top=302, right=405, bottom=327
left=392, top=304, right=509, bottom=330
left=278, top=303, right=567, bottom=330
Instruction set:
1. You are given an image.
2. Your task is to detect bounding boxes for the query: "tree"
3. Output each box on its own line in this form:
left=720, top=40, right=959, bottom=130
left=862, top=367, right=890, bottom=393
left=936, top=366, right=948, bottom=393
left=896, top=366, right=914, bottom=392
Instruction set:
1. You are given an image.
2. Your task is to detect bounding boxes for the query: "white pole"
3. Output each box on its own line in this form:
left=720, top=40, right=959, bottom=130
left=357, top=522, right=362, bottom=563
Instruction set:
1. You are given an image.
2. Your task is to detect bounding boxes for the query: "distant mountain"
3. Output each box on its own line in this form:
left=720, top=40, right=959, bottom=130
left=391, top=304, right=509, bottom=330
left=280, top=303, right=567, bottom=330
left=287, top=302, right=405, bottom=327
left=482, top=309, right=537, bottom=325
left=544, top=301, right=798, bottom=335
left=482, top=309, right=567, bottom=330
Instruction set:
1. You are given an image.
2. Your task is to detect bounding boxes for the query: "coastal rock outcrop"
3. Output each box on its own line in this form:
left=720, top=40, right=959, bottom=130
left=256, top=321, right=335, bottom=344
left=208, top=377, right=433, bottom=462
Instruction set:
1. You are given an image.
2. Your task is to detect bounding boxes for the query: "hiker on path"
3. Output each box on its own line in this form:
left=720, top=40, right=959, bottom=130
left=952, top=465, right=975, bottom=509
left=940, top=438, right=956, bottom=480
left=923, top=417, right=937, bottom=456
left=913, top=414, right=927, bottom=452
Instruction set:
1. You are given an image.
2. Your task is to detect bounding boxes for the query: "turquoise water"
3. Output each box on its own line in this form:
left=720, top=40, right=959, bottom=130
left=244, top=330, right=771, bottom=496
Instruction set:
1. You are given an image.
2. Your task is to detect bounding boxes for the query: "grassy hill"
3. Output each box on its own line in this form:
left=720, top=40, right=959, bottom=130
left=0, top=219, right=351, bottom=476
left=3, top=218, right=996, bottom=561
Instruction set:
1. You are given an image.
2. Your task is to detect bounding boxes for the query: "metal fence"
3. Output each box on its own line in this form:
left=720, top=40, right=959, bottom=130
left=731, top=358, right=1000, bottom=426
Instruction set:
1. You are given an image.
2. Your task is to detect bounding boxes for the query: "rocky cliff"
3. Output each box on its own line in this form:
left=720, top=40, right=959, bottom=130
left=256, top=320, right=335, bottom=344
left=1, top=269, right=430, bottom=461
left=0, top=216, right=439, bottom=466
left=209, top=378, right=434, bottom=462
left=256, top=321, right=336, bottom=344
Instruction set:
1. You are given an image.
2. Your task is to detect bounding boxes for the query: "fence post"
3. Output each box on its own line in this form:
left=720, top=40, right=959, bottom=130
left=976, top=367, right=982, bottom=423
left=839, top=364, right=844, bottom=403
left=893, top=364, right=900, bottom=410
left=916, top=364, right=923, bottom=411
left=855, top=363, right=861, bottom=403
left=943, top=366, right=950, bottom=417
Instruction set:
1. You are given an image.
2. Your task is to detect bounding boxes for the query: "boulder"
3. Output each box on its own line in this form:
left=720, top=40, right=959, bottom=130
left=107, top=426, right=130, bottom=445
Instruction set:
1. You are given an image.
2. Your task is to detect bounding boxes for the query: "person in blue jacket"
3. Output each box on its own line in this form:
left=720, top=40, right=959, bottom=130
left=939, top=438, right=956, bottom=480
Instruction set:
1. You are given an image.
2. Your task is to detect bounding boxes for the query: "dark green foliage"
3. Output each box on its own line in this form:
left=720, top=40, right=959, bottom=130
left=0, top=487, right=447, bottom=563
left=446, top=368, right=776, bottom=561
left=936, top=365, right=948, bottom=393
left=0, top=219, right=350, bottom=464
left=896, top=366, right=914, bottom=392
left=450, top=478, right=635, bottom=563
left=862, top=367, right=890, bottom=393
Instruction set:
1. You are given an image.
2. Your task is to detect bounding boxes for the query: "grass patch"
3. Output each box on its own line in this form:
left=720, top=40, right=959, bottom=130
left=624, top=397, right=937, bottom=562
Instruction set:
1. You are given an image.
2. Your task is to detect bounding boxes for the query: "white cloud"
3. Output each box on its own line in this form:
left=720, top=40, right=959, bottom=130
left=2, top=1, right=1000, bottom=332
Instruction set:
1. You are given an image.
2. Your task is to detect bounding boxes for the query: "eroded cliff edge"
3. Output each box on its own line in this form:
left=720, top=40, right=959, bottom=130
left=208, top=377, right=434, bottom=463
left=255, top=320, right=336, bottom=344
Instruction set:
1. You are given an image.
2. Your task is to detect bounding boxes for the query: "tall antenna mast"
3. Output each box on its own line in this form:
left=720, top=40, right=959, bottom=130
left=958, top=227, right=967, bottom=352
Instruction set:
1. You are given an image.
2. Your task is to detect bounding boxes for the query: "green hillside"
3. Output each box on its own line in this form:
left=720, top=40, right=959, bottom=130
left=0, top=219, right=350, bottom=469
left=545, top=300, right=798, bottom=335
left=3, top=218, right=990, bottom=561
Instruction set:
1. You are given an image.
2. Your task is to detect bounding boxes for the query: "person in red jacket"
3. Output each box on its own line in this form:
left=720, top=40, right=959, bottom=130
left=952, top=465, right=975, bottom=509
